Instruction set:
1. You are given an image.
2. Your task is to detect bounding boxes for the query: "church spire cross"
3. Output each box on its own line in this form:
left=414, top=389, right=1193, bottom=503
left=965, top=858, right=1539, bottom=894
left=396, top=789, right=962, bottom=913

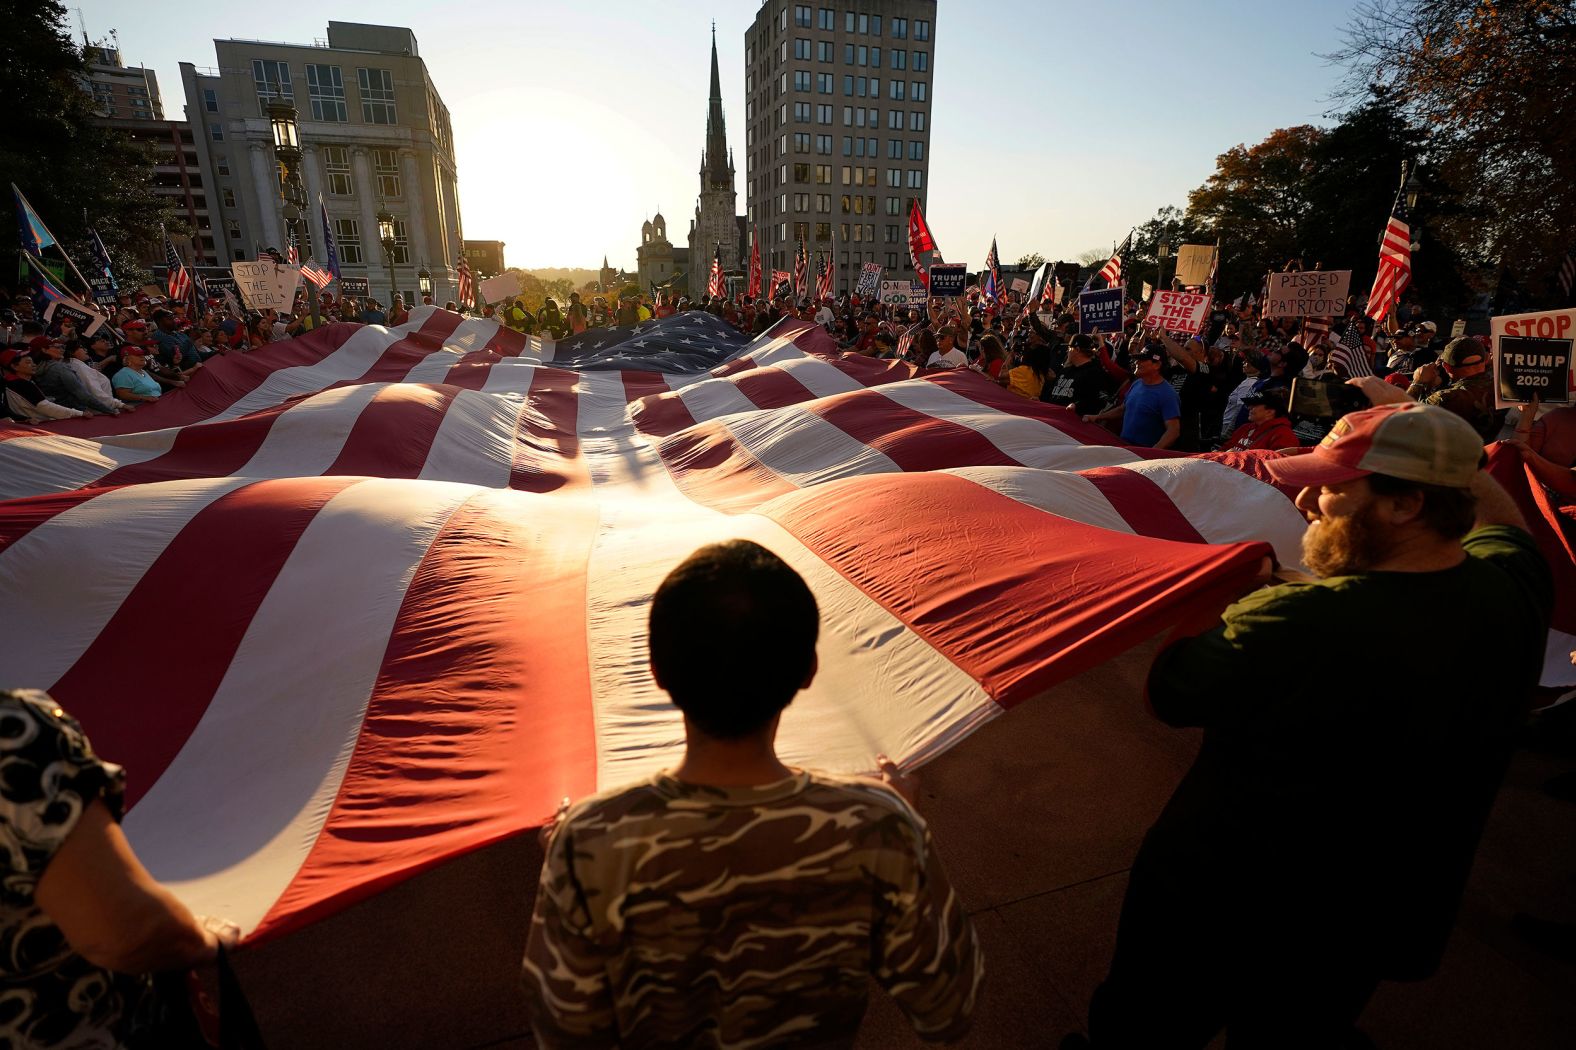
left=702, top=24, right=731, bottom=187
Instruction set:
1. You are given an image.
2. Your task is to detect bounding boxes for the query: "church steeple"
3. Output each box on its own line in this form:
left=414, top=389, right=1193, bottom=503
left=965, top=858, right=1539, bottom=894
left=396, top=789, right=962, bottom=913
left=702, top=23, right=733, bottom=189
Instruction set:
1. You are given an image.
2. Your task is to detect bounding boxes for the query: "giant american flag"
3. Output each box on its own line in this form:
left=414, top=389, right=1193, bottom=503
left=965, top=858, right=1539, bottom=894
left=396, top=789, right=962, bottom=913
left=3, top=306, right=1572, bottom=950
left=1365, top=196, right=1412, bottom=321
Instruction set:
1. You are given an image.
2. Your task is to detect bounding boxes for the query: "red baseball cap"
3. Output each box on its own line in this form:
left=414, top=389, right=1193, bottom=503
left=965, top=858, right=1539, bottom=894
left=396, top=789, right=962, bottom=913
left=1264, top=402, right=1484, bottom=490
left=0, top=349, right=22, bottom=370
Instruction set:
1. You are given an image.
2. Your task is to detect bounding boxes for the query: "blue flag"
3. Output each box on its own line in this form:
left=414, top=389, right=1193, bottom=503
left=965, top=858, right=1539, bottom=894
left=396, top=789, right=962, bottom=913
left=320, top=201, right=341, bottom=280
left=12, top=184, right=57, bottom=255
left=87, top=227, right=119, bottom=306
left=23, top=250, right=74, bottom=318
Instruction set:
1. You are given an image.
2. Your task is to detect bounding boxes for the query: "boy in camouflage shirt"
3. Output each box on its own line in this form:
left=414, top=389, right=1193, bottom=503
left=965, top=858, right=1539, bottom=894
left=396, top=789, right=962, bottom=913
left=522, top=541, right=982, bottom=1048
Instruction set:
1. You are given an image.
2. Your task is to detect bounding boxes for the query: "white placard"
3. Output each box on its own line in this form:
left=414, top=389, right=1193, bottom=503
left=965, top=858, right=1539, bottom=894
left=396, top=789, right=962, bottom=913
left=231, top=260, right=302, bottom=311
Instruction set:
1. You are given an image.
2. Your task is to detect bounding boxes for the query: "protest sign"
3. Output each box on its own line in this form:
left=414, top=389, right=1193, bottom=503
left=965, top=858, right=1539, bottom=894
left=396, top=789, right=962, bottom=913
left=478, top=274, right=520, bottom=305
left=928, top=263, right=967, bottom=298
left=1143, top=290, right=1212, bottom=335
left=338, top=277, right=370, bottom=298
left=204, top=276, right=238, bottom=297
left=1141, top=282, right=1153, bottom=302
left=1078, top=287, right=1125, bottom=334
left=1010, top=277, right=1029, bottom=294
left=1262, top=270, right=1351, bottom=318
left=139, top=283, right=163, bottom=300
left=880, top=280, right=922, bottom=306
left=44, top=299, right=105, bottom=337
left=89, top=275, right=118, bottom=308
left=855, top=262, right=883, bottom=299
left=1174, top=244, right=1216, bottom=288
left=771, top=270, right=792, bottom=295
left=1027, top=262, right=1054, bottom=304
left=1491, top=308, right=1576, bottom=408
left=231, top=260, right=302, bottom=311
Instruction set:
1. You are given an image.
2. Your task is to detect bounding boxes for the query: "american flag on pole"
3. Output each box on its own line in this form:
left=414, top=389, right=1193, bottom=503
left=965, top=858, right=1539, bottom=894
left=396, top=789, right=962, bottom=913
left=300, top=258, right=334, bottom=290
left=287, top=230, right=299, bottom=266
left=982, top=238, right=1001, bottom=303
left=894, top=320, right=922, bottom=359
left=163, top=233, right=190, bottom=302
left=1557, top=245, right=1575, bottom=302
left=1330, top=319, right=1374, bottom=378
left=1099, top=232, right=1132, bottom=288
left=2, top=304, right=1571, bottom=952
left=816, top=253, right=834, bottom=302
left=457, top=257, right=475, bottom=309
left=1365, top=195, right=1412, bottom=322
left=707, top=244, right=725, bottom=300
left=793, top=238, right=808, bottom=300
left=748, top=229, right=762, bottom=300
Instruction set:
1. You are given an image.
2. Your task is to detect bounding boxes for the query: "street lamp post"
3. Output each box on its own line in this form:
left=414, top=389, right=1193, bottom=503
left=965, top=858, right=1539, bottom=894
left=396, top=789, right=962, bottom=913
left=377, top=208, right=398, bottom=311
left=418, top=265, right=432, bottom=304
left=1157, top=243, right=1170, bottom=299
left=267, top=100, right=320, bottom=328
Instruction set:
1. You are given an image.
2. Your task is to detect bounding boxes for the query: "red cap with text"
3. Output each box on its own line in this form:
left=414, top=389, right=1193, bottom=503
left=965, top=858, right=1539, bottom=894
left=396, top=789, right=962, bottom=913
left=1264, top=402, right=1483, bottom=490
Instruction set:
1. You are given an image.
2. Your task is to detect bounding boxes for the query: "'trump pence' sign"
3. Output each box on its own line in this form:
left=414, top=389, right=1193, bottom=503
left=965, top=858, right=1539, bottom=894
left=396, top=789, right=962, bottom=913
left=1144, top=290, right=1212, bottom=335
left=231, top=261, right=302, bottom=310
left=1078, top=287, right=1125, bottom=334
left=1263, top=270, right=1351, bottom=318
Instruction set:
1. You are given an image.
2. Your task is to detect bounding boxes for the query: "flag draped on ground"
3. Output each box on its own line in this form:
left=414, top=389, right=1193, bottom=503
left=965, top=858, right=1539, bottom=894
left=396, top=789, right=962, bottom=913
left=3, top=306, right=1570, bottom=950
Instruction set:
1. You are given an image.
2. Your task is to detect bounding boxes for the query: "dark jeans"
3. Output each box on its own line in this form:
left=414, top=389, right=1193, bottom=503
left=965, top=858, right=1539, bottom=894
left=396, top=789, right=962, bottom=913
left=1088, top=843, right=1380, bottom=1050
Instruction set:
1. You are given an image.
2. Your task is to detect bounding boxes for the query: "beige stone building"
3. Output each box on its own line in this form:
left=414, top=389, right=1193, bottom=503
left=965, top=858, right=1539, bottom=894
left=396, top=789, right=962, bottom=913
left=179, top=22, right=463, bottom=304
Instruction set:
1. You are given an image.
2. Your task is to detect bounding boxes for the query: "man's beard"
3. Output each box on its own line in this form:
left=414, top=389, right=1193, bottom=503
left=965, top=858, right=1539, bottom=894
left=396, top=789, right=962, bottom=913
left=1302, top=499, right=1393, bottom=578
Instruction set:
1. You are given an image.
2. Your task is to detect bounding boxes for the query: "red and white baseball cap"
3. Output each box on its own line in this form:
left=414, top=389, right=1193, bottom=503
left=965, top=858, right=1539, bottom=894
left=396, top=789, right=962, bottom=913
left=1264, top=402, right=1484, bottom=490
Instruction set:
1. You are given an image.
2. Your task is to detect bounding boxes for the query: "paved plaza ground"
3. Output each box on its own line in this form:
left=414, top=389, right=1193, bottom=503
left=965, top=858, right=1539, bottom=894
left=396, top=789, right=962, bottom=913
left=232, top=637, right=1576, bottom=1049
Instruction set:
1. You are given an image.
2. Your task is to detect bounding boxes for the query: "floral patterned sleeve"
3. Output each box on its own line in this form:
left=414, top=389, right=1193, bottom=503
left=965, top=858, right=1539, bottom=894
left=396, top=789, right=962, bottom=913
left=0, top=689, right=127, bottom=905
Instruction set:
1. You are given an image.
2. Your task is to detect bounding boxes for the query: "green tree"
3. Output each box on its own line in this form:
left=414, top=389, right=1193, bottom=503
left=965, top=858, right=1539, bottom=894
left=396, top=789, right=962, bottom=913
left=1016, top=252, right=1045, bottom=270
left=1330, top=0, right=1576, bottom=290
left=1, top=0, right=171, bottom=290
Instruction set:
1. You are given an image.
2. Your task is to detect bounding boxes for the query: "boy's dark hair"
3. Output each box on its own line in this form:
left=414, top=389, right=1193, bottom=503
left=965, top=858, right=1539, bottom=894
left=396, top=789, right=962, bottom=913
left=648, top=540, right=820, bottom=739
left=1367, top=472, right=1478, bottom=539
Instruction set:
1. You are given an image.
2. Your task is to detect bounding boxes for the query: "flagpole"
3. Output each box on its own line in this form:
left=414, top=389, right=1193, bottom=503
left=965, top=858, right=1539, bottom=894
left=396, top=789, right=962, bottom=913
left=13, top=183, right=96, bottom=297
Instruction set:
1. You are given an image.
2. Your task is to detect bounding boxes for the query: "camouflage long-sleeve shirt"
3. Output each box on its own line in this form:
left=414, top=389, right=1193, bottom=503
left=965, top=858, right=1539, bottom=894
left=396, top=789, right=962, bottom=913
left=522, top=770, right=982, bottom=1049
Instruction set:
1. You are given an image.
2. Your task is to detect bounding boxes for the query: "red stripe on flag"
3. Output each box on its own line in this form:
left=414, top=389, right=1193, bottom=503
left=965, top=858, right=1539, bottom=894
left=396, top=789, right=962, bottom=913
left=761, top=471, right=1272, bottom=704
left=94, top=401, right=300, bottom=488
left=246, top=489, right=602, bottom=943
left=1078, top=467, right=1208, bottom=543
left=325, top=384, right=461, bottom=479
left=510, top=367, right=587, bottom=493
left=655, top=420, right=799, bottom=514
left=808, top=390, right=1018, bottom=471
left=50, top=478, right=361, bottom=807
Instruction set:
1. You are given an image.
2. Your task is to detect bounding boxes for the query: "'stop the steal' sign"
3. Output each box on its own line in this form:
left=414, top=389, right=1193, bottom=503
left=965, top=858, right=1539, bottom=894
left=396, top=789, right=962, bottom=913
left=1143, top=290, right=1212, bottom=334
left=1262, top=270, right=1351, bottom=318
left=231, top=260, right=302, bottom=311
left=1491, top=307, right=1575, bottom=408
left=927, top=263, right=967, bottom=298
left=1079, top=287, right=1125, bottom=334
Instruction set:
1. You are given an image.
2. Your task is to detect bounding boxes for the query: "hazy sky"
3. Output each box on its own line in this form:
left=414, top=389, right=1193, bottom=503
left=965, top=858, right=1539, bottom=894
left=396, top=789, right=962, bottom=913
left=79, top=1, right=1362, bottom=271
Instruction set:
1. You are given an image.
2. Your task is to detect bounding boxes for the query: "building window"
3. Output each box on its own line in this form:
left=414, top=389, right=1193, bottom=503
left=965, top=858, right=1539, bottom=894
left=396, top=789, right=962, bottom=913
left=915, top=20, right=931, bottom=41
left=794, top=102, right=811, bottom=122
left=816, top=164, right=831, bottom=184
left=794, top=162, right=810, bottom=182
left=886, top=198, right=901, bottom=216
left=335, top=218, right=363, bottom=264
left=842, top=136, right=852, bottom=157
left=816, top=134, right=832, bottom=154
left=892, top=50, right=907, bottom=70
left=887, top=139, right=902, bottom=159
left=387, top=219, right=410, bottom=265
left=221, top=188, right=236, bottom=208
left=216, top=157, right=230, bottom=176
left=794, top=38, right=810, bottom=60
left=816, top=72, right=832, bottom=94
left=202, top=88, right=218, bottom=112
left=818, top=8, right=833, bottom=30
left=887, top=169, right=901, bottom=188
left=795, top=5, right=811, bottom=28
left=816, top=104, right=832, bottom=124
left=909, top=141, right=924, bottom=160
left=209, top=122, right=223, bottom=141
left=871, top=15, right=882, bottom=36
left=816, top=222, right=831, bottom=242
left=888, top=110, right=903, bottom=130
left=913, top=81, right=927, bottom=102
left=893, top=18, right=908, bottom=39
left=890, top=81, right=905, bottom=101
left=912, top=111, right=926, bottom=131
left=816, top=194, right=831, bottom=213
left=844, top=11, right=855, bottom=32
left=323, top=146, right=353, bottom=195
left=252, top=59, right=291, bottom=115
left=794, top=70, right=810, bottom=91
left=843, top=75, right=853, bottom=96
left=844, top=44, right=854, bottom=65
left=913, top=51, right=929, bottom=73
left=907, top=170, right=923, bottom=188
left=306, top=64, right=347, bottom=122
left=358, top=67, right=397, bottom=124
left=817, top=41, right=832, bottom=62
left=871, top=48, right=881, bottom=69
left=793, top=132, right=810, bottom=152
left=372, top=148, right=401, bottom=197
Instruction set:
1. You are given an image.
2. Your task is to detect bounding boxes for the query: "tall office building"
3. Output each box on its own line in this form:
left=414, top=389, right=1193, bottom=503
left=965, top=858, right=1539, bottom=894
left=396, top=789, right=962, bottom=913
left=744, top=2, right=937, bottom=295
left=84, top=46, right=164, bottom=120
left=179, top=22, right=463, bottom=305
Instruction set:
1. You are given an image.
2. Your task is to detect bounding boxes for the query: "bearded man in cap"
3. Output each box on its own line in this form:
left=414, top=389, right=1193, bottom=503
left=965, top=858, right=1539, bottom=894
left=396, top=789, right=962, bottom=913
left=1072, top=403, right=1552, bottom=1050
